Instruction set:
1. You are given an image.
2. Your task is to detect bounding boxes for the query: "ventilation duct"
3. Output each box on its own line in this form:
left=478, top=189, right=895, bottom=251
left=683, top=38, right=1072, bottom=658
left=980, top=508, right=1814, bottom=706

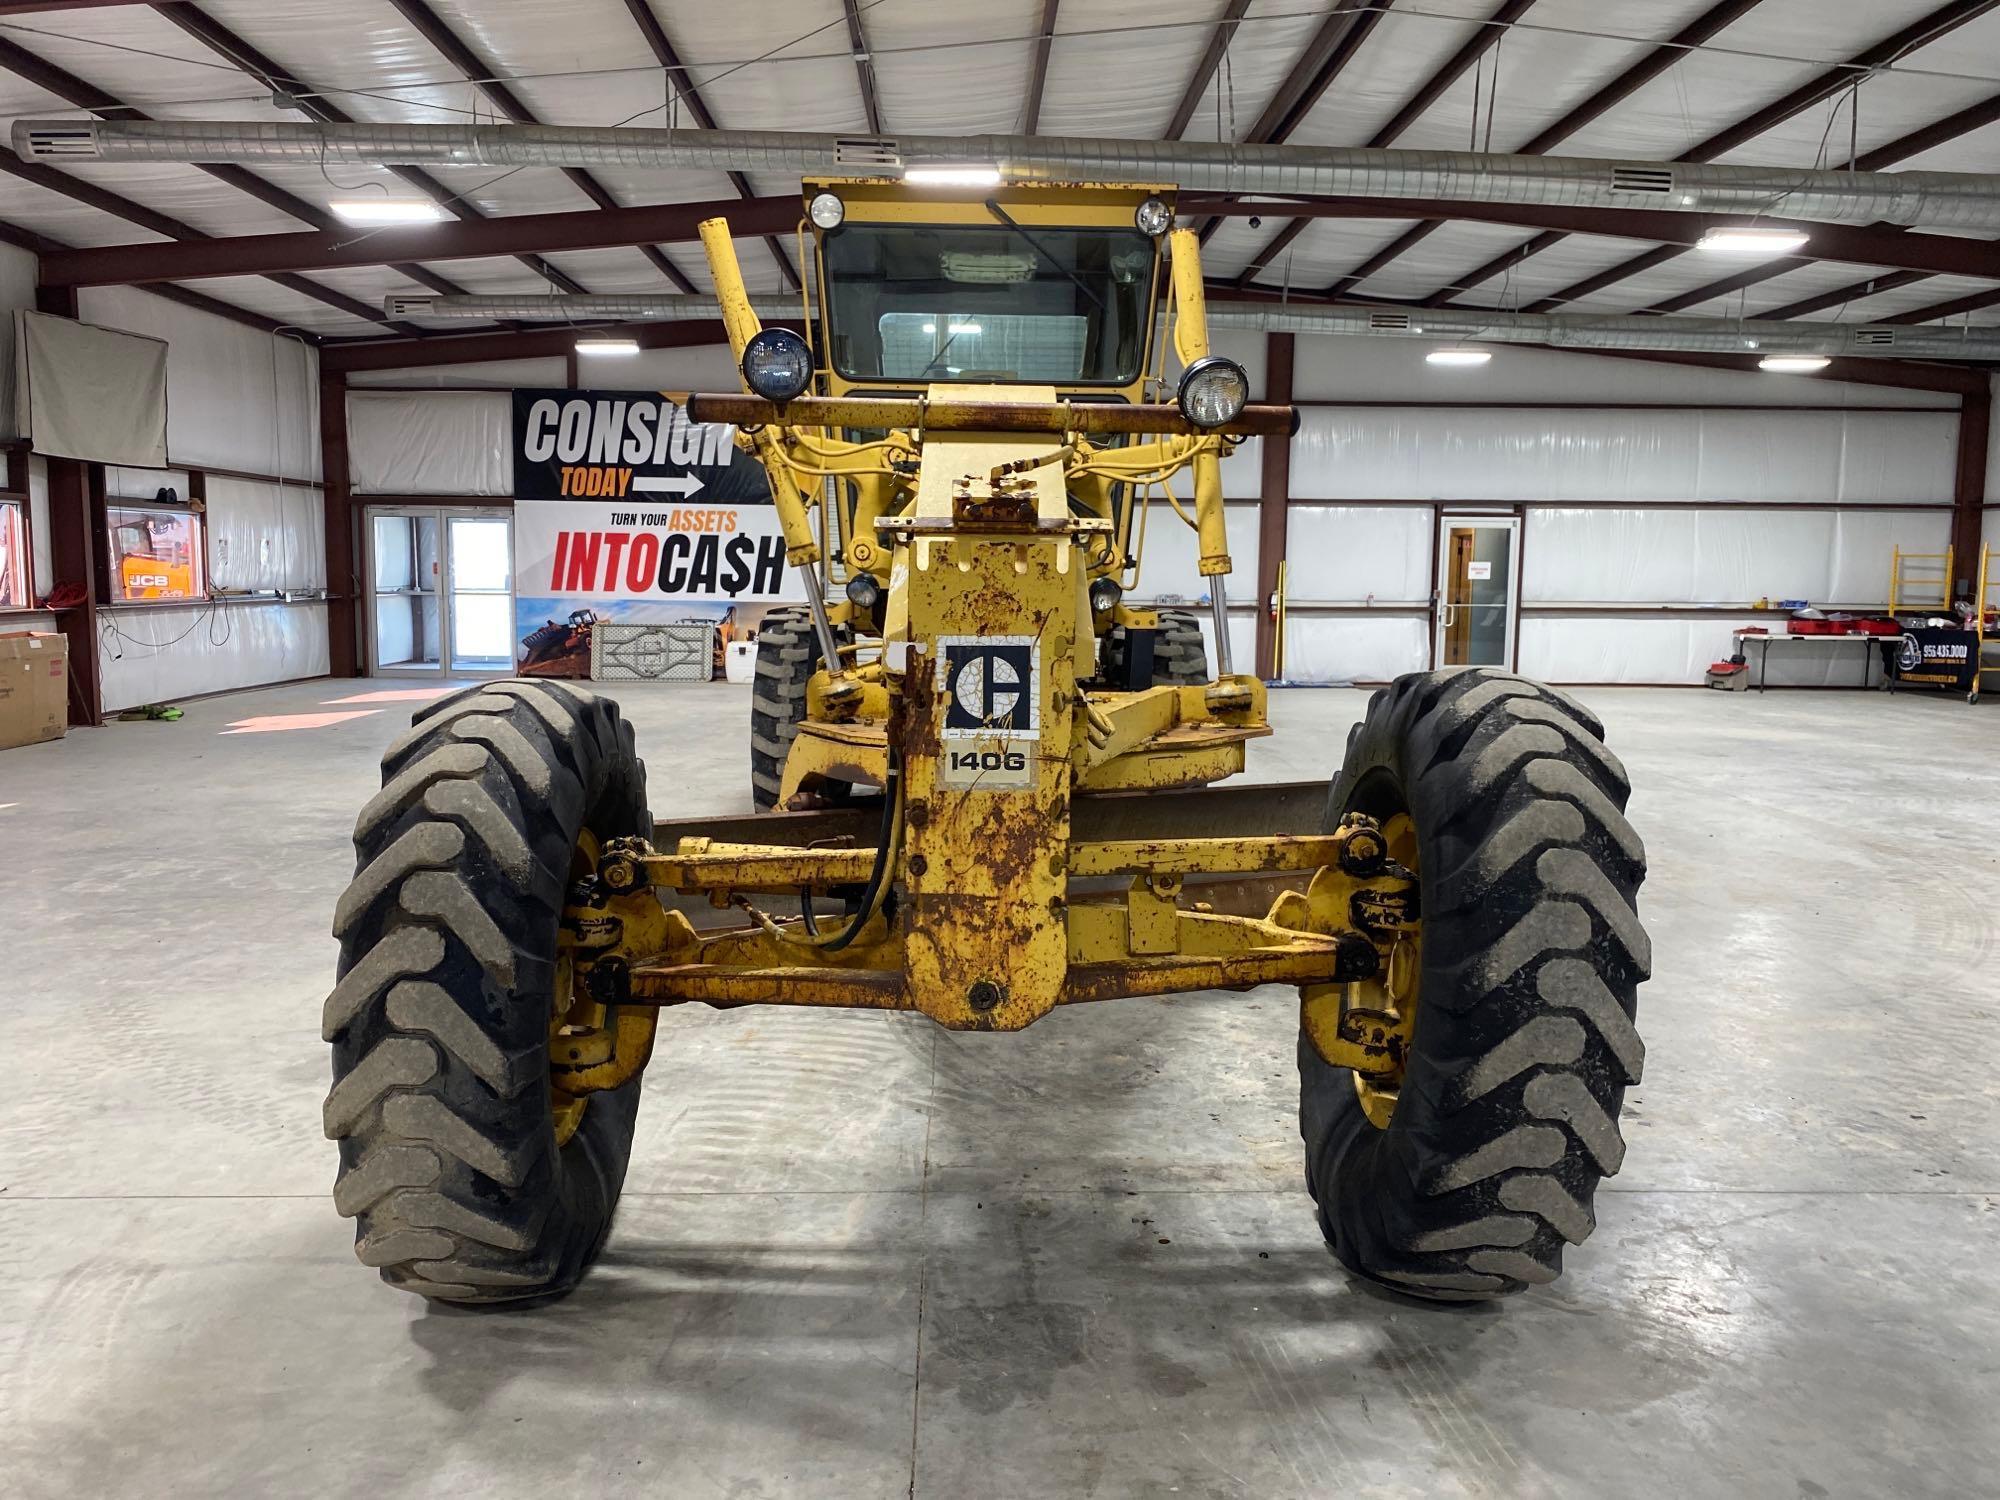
left=18, top=120, right=2000, bottom=231
left=385, top=292, right=2000, bottom=362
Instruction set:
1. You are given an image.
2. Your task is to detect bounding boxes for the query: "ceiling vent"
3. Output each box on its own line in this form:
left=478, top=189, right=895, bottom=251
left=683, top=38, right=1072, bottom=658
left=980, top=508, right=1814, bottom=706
left=17, top=123, right=98, bottom=159
left=384, top=297, right=437, bottom=318
left=1850, top=328, right=1898, bottom=347
left=834, top=136, right=900, bottom=168
left=1368, top=311, right=1415, bottom=332
left=1610, top=166, right=1675, bottom=196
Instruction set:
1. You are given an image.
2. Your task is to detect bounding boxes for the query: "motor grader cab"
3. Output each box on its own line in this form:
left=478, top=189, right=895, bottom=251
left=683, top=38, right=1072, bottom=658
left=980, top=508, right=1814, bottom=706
left=324, top=180, right=1650, bottom=1309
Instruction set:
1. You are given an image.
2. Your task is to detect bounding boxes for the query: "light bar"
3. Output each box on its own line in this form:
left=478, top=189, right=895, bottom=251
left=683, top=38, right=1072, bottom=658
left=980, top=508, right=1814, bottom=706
left=1697, top=226, right=1810, bottom=256
left=330, top=198, right=449, bottom=225
left=576, top=338, right=641, bottom=356
left=903, top=165, right=1002, bottom=187
left=1426, top=347, right=1493, bottom=366
left=1758, top=354, right=1832, bottom=372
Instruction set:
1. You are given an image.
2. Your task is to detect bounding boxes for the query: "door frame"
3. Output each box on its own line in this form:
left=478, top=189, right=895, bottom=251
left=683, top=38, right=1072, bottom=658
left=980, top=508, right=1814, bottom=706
left=1432, top=511, right=1522, bottom=672
left=363, top=503, right=514, bottom=677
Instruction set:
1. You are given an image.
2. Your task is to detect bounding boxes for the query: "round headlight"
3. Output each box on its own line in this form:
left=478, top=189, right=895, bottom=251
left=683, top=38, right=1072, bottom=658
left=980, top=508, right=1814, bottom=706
left=808, top=191, right=845, bottom=230
left=1088, top=576, right=1123, bottom=615
left=845, top=572, right=883, bottom=612
left=1176, top=356, right=1249, bottom=429
left=741, top=327, right=814, bottom=404
left=1134, top=195, right=1172, bottom=237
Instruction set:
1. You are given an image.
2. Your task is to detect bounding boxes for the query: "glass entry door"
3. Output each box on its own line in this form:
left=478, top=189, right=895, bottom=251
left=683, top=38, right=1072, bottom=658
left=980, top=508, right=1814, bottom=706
left=1435, top=515, right=1520, bottom=669
left=366, top=506, right=514, bottom=676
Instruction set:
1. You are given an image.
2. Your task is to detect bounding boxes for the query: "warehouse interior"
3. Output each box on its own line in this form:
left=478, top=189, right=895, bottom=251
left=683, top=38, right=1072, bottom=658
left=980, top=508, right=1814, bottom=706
left=1, top=2, right=1997, bottom=1497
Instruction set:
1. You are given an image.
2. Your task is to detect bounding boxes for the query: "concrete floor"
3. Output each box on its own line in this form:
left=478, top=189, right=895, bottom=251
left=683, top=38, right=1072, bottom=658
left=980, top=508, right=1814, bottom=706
left=2, top=678, right=1997, bottom=1499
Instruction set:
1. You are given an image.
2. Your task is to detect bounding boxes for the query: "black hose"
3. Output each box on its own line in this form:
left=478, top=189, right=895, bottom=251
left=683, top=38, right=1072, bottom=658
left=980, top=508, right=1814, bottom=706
left=817, top=750, right=902, bottom=955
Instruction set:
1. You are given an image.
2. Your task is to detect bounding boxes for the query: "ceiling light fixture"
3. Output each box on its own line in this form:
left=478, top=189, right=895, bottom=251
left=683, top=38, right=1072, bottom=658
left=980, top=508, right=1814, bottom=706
left=1758, top=353, right=1831, bottom=373
left=903, top=165, right=1002, bottom=187
left=1426, top=346, right=1493, bottom=367
left=330, top=198, right=449, bottom=225
left=576, top=338, right=641, bottom=356
left=1697, top=226, right=1810, bottom=256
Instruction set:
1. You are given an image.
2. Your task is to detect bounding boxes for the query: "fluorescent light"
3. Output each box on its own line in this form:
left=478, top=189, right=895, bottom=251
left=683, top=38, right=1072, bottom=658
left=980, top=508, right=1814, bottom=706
left=1698, top=226, right=1810, bottom=256
left=904, top=165, right=1002, bottom=187
left=1759, top=354, right=1831, bottom=373
left=921, top=322, right=937, bottom=333
left=576, top=338, right=641, bottom=356
left=949, top=321, right=982, bottom=334
left=330, top=198, right=449, bottom=225
left=1426, top=347, right=1492, bottom=367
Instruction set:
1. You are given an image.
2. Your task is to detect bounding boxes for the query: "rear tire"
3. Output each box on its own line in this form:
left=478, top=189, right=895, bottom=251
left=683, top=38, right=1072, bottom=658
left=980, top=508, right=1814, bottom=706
left=1099, top=608, right=1209, bottom=687
left=751, top=605, right=848, bottom=811
left=1299, top=668, right=1648, bottom=1301
left=324, top=680, right=649, bottom=1304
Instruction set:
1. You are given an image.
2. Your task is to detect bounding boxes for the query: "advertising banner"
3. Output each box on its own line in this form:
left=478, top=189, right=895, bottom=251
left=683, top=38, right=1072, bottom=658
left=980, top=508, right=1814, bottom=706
left=509, top=389, right=804, bottom=676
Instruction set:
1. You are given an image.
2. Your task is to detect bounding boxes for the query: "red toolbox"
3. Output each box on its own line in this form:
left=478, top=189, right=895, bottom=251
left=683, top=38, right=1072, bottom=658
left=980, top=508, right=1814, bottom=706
left=1848, top=617, right=1902, bottom=637
left=1786, top=616, right=1848, bottom=635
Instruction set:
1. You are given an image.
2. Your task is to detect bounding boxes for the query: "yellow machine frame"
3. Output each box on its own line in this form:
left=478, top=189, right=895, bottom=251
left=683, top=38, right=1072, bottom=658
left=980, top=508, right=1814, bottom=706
left=550, top=181, right=1418, bottom=1128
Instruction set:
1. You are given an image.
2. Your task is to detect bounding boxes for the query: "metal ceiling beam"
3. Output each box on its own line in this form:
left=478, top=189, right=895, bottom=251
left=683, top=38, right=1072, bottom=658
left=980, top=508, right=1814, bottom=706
left=41, top=193, right=799, bottom=288
left=1619, top=88, right=2000, bottom=321
left=146, top=4, right=528, bottom=304
left=1247, top=0, right=1399, bottom=146
left=1331, top=0, right=1766, bottom=297
left=1234, top=0, right=1540, bottom=287
left=51, top=189, right=2000, bottom=292
left=841, top=0, right=883, bottom=134
left=1162, top=0, right=1251, bottom=142
left=1514, top=0, right=2000, bottom=313
left=0, top=144, right=403, bottom=330
left=617, top=0, right=799, bottom=289
left=1022, top=0, right=1060, bottom=134
left=0, top=2, right=143, bottom=12
left=1195, top=0, right=1398, bottom=244
left=320, top=315, right=785, bottom=374
left=378, top=0, right=672, bottom=295
left=1888, top=286, right=2000, bottom=325
left=1760, top=270, right=1929, bottom=321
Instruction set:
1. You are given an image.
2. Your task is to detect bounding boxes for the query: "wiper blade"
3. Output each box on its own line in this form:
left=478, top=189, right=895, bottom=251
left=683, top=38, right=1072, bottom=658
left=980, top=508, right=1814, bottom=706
left=982, top=199, right=1107, bottom=317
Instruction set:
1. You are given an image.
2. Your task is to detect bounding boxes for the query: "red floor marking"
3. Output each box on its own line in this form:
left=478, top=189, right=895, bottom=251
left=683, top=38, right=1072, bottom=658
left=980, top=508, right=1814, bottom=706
left=221, top=710, right=383, bottom=734
left=322, top=686, right=467, bottom=704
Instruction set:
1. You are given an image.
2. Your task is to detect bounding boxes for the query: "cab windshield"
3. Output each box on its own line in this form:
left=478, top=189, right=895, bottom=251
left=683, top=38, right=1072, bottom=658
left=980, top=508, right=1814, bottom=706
left=822, top=220, right=1156, bottom=386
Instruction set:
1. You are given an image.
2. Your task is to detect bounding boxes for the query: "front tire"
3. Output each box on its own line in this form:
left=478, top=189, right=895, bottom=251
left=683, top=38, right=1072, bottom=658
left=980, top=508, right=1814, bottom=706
left=324, top=680, right=649, bottom=1304
left=1300, top=669, right=1649, bottom=1300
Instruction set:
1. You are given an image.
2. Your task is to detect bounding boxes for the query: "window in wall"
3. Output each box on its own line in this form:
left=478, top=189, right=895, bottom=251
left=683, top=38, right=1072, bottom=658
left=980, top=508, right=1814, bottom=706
left=107, top=504, right=204, bottom=602
left=0, top=500, right=26, bottom=609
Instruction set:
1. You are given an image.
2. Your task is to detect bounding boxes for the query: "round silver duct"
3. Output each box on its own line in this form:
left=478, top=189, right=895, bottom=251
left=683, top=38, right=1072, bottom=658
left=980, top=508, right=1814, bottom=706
left=19, top=119, right=2000, bottom=231
left=385, top=291, right=2000, bottom=362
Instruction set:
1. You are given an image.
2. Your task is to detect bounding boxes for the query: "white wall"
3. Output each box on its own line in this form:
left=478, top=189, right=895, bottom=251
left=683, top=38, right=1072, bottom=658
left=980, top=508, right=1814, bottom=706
left=339, top=334, right=1974, bottom=689
left=70, top=288, right=328, bottom=712
left=0, top=241, right=38, bottom=442
left=1271, top=336, right=1962, bottom=686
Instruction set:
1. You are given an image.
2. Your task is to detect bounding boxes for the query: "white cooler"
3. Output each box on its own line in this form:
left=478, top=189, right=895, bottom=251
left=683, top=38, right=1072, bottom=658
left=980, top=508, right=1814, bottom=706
left=724, top=639, right=757, bottom=684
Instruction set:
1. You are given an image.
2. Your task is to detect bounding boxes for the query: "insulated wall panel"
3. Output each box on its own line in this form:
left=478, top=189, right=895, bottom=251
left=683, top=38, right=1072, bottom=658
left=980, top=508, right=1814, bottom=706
left=78, top=286, right=319, bottom=479
left=1524, top=508, right=1950, bottom=606
left=1519, top=616, right=1884, bottom=689
left=204, top=477, right=327, bottom=591
left=1284, top=505, right=1431, bottom=603
left=0, top=242, right=34, bottom=442
left=1282, top=614, right=1430, bottom=685
left=1129, top=501, right=1259, bottom=607
left=348, top=392, right=511, bottom=495
left=28, top=454, right=50, bottom=597
left=98, top=601, right=330, bottom=713
left=1290, top=407, right=1957, bottom=503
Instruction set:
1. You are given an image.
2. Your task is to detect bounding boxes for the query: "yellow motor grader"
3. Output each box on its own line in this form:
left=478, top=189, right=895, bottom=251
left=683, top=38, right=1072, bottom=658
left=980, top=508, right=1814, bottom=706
left=325, top=180, right=1648, bottom=1306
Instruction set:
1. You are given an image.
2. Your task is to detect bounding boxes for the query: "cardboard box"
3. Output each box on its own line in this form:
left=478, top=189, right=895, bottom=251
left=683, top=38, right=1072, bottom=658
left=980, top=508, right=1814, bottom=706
left=0, top=631, right=69, bottom=750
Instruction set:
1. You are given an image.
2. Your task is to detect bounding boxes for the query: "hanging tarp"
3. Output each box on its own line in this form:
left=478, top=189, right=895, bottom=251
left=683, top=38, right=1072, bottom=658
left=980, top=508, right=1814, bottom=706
left=13, top=310, right=168, bottom=467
